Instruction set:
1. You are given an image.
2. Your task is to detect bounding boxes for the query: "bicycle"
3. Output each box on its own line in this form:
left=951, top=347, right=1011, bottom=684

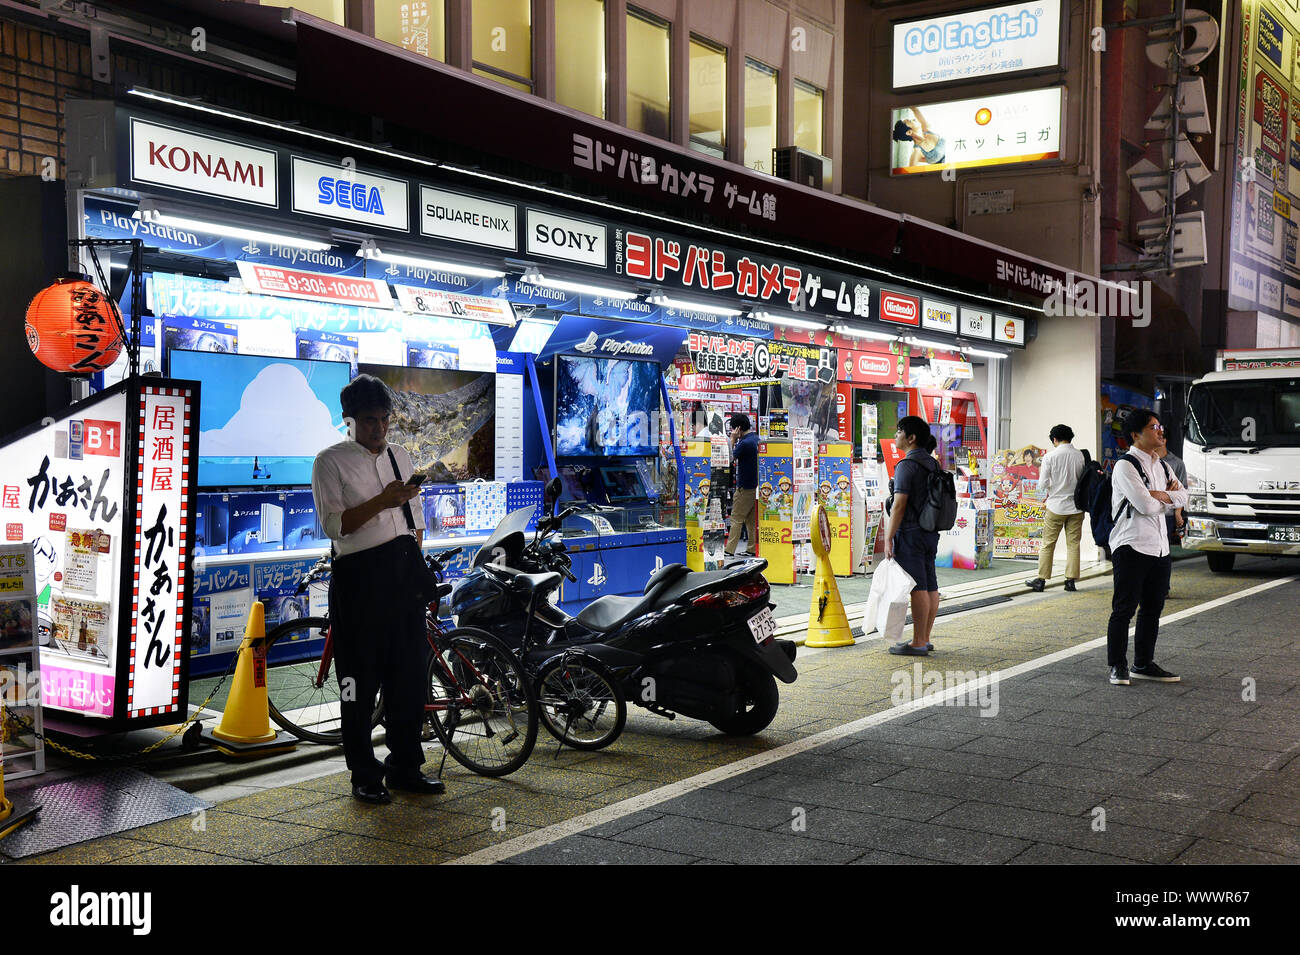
left=260, top=547, right=538, bottom=777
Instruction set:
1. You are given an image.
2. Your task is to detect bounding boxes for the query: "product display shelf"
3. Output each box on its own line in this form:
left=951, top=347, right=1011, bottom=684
left=0, top=611, right=44, bottom=780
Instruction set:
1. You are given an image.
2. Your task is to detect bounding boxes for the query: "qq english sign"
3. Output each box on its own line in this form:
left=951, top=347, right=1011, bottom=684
left=892, top=1, right=1064, bottom=90
left=891, top=87, right=1063, bottom=176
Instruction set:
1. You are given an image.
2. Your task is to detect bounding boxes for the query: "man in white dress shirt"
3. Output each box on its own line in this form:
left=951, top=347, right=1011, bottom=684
left=312, top=374, right=445, bottom=804
left=1025, top=424, right=1087, bottom=593
left=1106, top=409, right=1188, bottom=686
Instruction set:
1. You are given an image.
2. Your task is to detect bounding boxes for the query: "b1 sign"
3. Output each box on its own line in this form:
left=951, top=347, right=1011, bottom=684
left=893, top=0, right=1063, bottom=90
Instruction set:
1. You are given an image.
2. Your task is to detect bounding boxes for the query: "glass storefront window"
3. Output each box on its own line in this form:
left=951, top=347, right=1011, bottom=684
left=257, top=0, right=344, bottom=23
left=472, top=0, right=533, bottom=91
left=743, top=59, right=777, bottom=174
left=793, top=79, right=824, bottom=157
left=689, top=38, right=726, bottom=159
left=374, top=0, right=446, bottom=62
left=627, top=9, right=671, bottom=140
left=556, top=0, right=606, bottom=118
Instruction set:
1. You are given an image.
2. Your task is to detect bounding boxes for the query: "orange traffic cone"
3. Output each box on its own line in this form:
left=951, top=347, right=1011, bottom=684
left=201, top=602, right=297, bottom=757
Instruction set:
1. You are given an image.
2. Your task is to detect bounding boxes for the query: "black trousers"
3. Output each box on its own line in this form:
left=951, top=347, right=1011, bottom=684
left=330, top=536, right=428, bottom=787
left=1106, top=545, right=1172, bottom=668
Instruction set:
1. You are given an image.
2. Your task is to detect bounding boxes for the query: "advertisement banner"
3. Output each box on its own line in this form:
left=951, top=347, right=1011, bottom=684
left=837, top=345, right=910, bottom=386
left=235, top=262, right=395, bottom=310
left=892, top=0, right=1064, bottom=89
left=757, top=442, right=795, bottom=583
left=817, top=443, right=853, bottom=575
left=538, top=314, right=688, bottom=365
left=682, top=439, right=712, bottom=571
left=891, top=87, right=1063, bottom=175
left=990, top=443, right=1047, bottom=558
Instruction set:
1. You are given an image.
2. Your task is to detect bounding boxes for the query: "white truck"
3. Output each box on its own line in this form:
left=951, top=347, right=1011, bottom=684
left=1181, top=349, right=1300, bottom=571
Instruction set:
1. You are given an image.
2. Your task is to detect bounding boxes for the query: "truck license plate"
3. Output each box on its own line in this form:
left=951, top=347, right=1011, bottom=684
left=1269, top=526, right=1300, bottom=543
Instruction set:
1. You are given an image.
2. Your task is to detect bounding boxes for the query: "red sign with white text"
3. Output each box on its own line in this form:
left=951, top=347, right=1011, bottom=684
left=881, top=439, right=907, bottom=478
left=235, top=261, right=394, bottom=309
left=83, top=419, right=122, bottom=457
left=879, top=291, right=921, bottom=326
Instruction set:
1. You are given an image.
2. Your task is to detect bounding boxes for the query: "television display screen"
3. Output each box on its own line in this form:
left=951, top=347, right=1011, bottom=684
left=600, top=466, right=645, bottom=502
left=358, top=363, right=496, bottom=481
left=554, top=356, right=660, bottom=456
left=171, top=350, right=350, bottom=488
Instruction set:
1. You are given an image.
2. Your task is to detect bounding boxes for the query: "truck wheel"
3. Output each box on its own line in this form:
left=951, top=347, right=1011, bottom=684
left=1206, top=553, right=1235, bottom=573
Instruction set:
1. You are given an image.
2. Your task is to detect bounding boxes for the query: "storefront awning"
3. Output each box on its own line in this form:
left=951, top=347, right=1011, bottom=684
left=286, top=15, right=1084, bottom=309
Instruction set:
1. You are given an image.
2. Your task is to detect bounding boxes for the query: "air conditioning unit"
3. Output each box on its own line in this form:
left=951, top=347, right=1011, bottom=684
left=773, top=146, right=830, bottom=189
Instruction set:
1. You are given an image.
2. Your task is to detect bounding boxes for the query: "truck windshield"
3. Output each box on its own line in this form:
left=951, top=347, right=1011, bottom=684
left=1187, top=379, right=1300, bottom=448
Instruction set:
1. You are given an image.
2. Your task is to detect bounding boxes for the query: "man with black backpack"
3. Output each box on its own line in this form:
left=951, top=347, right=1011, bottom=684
left=882, top=416, right=955, bottom=656
left=1106, top=409, right=1188, bottom=686
left=1025, top=424, right=1087, bottom=593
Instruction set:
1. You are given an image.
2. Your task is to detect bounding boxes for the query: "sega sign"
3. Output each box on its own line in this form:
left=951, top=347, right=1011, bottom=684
left=291, top=156, right=410, bottom=231
left=879, top=290, right=921, bottom=326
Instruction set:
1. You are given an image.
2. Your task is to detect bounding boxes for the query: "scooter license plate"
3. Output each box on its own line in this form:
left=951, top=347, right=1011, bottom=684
left=747, top=608, right=777, bottom=644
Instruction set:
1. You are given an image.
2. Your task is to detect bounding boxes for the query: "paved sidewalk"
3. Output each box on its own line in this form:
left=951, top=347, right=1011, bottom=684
left=503, top=576, right=1300, bottom=864
left=5, top=557, right=1296, bottom=865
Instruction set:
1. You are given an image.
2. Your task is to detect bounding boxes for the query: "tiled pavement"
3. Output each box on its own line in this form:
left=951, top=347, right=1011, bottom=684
left=7, top=555, right=1298, bottom=865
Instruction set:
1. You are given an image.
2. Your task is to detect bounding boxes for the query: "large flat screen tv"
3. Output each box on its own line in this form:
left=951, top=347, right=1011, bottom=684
left=554, top=356, right=661, bottom=456
left=171, top=350, right=350, bottom=488
left=358, top=363, right=496, bottom=481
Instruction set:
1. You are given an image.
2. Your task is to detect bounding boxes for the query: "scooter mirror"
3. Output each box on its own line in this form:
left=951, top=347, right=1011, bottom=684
left=545, top=477, right=562, bottom=515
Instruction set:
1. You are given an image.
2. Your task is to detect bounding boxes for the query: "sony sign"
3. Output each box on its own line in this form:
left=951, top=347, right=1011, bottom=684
left=130, top=118, right=277, bottom=206
left=892, top=0, right=1062, bottom=90
left=527, top=209, right=607, bottom=267
left=291, top=157, right=409, bottom=231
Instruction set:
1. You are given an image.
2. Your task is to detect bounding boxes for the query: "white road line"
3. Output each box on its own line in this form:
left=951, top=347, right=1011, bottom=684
left=444, top=574, right=1298, bottom=865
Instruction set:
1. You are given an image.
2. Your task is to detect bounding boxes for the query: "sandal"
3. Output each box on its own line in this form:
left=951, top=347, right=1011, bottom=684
left=888, top=641, right=930, bottom=656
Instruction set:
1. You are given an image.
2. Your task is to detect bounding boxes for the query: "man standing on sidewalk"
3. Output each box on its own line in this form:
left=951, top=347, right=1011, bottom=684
left=1025, top=424, right=1086, bottom=593
left=1106, top=409, right=1188, bottom=686
left=724, top=413, right=759, bottom=557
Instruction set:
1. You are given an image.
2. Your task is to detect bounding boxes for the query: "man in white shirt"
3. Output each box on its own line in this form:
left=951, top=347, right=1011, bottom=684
left=1025, top=424, right=1087, bottom=593
left=1106, top=409, right=1188, bottom=686
left=313, top=374, right=445, bottom=804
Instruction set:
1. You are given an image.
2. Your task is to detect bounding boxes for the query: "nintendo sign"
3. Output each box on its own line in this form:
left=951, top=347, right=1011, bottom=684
left=879, top=291, right=921, bottom=326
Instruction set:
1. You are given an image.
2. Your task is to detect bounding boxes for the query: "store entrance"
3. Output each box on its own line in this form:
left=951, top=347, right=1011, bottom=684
left=852, top=387, right=908, bottom=461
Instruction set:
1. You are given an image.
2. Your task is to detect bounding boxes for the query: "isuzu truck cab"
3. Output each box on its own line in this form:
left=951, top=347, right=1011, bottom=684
left=1181, top=349, right=1300, bottom=572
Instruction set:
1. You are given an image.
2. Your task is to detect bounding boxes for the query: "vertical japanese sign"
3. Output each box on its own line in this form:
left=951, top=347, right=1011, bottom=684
left=127, top=385, right=193, bottom=718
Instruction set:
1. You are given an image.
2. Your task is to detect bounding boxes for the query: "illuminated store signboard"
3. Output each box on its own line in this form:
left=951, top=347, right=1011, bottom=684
left=291, top=157, right=410, bottom=231
left=892, top=1, right=1063, bottom=89
left=891, top=87, right=1063, bottom=176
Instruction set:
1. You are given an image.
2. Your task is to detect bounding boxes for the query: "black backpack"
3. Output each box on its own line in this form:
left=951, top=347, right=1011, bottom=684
left=1073, top=449, right=1106, bottom=513
left=887, top=458, right=958, bottom=532
left=1086, top=452, right=1171, bottom=553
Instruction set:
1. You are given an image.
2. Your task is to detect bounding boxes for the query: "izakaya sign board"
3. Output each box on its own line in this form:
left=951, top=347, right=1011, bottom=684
left=891, top=87, right=1063, bottom=175
left=129, top=117, right=277, bottom=207
left=0, top=380, right=196, bottom=725
left=290, top=156, right=410, bottom=231
left=128, top=385, right=193, bottom=718
left=892, top=0, right=1064, bottom=90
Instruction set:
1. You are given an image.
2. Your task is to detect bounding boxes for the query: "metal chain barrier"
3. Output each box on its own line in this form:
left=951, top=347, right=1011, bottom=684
left=5, top=650, right=241, bottom=762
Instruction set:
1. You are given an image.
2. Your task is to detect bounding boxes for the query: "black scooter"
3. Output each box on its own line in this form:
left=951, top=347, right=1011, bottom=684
left=448, top=479, right=797, bottom=739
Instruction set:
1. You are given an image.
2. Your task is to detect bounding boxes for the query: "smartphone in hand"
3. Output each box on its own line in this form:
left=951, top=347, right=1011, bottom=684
left=406, top=472, right=427, bottom=487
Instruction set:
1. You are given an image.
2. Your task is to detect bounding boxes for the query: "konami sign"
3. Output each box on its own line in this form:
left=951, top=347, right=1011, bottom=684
left=129, top=119, right=277, bottom=207
left=879, top=290, right=921, bottom=326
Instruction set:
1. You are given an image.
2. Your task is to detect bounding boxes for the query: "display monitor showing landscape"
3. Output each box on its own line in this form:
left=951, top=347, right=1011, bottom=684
left=554, top=356, right=661, bottom=456
left=358, top=363, right=496, bottom=481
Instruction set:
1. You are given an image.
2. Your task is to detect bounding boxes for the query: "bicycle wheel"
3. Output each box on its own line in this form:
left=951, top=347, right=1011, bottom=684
left=263, top=616, right=382, bottom=744
left=535, top=655, right=626, bottom=751
left=426, top=626, right=538, bottom=777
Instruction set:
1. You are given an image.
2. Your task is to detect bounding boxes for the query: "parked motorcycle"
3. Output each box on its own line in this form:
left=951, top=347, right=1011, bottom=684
left=448, top=479, right=798, bottom=740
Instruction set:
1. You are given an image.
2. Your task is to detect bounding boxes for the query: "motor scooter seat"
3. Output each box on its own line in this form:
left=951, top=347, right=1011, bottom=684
left=576, top=593, right=656, bottom=633
left=641, top=562, right=688, bottom=595
left=509, top=570, right=563, bottom=595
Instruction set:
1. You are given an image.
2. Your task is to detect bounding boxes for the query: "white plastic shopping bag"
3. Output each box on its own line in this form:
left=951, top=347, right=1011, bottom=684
left=862, top=558, right=917, bottom=641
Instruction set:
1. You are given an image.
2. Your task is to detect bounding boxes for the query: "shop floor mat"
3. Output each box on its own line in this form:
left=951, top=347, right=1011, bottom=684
left=0, top=768, right=211, bottom=859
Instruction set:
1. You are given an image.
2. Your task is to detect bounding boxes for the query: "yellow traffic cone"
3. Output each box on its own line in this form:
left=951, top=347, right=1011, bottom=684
left=0, top=703, right=40, bottom=841
left=201, top=602, right=297, bottom=757
left=806, top=505, right=854, bottom=648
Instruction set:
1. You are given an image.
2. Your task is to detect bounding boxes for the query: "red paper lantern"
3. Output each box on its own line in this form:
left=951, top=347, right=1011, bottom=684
left=24, top=278, right=124, bottom=374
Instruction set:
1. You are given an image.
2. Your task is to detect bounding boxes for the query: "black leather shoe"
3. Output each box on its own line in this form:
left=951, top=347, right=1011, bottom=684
left=352, top=782, right=392, bottom=805
left=1064, top=579, right=1077, bottom=592
left=1024, top=578, right=1045, bottom=592
left=386, top=771, right=446, bottom=795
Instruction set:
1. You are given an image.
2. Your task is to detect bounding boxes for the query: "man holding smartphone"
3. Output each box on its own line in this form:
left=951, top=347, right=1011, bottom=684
left=312, top=374, right=444, bottom=804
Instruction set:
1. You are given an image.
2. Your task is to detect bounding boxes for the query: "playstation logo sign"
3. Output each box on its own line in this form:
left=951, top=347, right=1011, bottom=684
left=587, top=562, right=607, bottom=586
left=653, top=555, right=664, bottom=573
left=574, top=331, right=599, bottom=354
